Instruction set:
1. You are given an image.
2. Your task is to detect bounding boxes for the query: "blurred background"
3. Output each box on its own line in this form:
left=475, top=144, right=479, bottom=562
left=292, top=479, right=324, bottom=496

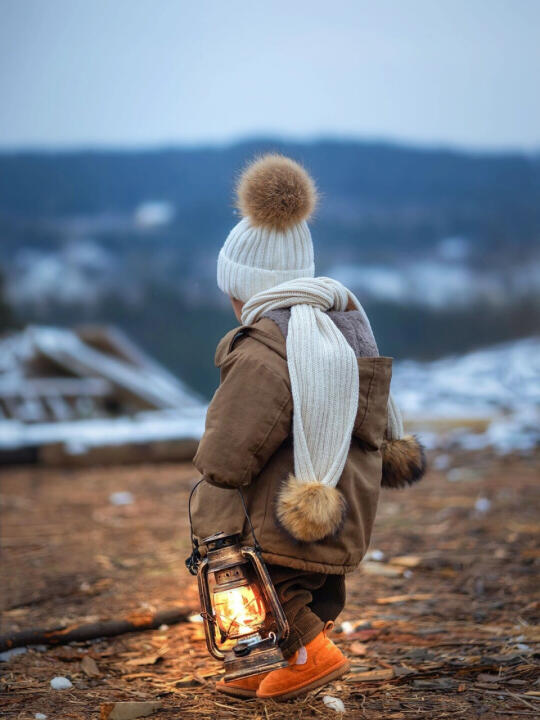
left=0, top=0, right=539, bottom=460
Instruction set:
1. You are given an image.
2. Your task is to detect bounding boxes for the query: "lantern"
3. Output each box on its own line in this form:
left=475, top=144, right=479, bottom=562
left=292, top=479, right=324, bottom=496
left=196, top=531, right=289, bottom=681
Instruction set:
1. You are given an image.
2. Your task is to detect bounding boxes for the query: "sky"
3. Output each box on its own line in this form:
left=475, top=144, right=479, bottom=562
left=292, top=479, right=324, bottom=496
left=1, top=0, right=539, bottom=151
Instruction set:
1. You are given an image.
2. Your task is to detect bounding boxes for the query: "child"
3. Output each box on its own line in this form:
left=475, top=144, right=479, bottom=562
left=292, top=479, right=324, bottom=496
left=190, top=154, right=425, bottom=700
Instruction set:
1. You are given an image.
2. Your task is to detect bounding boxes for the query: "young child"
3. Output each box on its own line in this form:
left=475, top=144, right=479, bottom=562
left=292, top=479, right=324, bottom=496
left=190, top=154, right=425, bottom=700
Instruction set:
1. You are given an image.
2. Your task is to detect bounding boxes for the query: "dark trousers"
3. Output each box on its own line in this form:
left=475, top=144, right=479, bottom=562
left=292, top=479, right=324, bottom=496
left=268, top=565, right=346, bottom=659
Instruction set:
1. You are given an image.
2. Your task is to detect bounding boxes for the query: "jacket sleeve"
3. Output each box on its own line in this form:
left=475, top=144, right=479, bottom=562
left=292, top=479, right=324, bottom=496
left=193, top=343, right=292, bottom=489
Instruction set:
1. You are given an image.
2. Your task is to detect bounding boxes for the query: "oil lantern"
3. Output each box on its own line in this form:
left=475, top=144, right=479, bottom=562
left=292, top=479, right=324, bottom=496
left=196, top=531, right=289, bottom=681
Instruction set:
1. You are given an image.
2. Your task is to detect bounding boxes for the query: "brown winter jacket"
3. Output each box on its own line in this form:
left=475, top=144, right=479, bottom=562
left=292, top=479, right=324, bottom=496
left=191, top=310, right=396, bottom=574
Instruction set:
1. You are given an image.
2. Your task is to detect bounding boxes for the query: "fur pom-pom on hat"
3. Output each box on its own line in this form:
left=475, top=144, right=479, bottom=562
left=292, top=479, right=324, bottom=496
left=276, top=475, right=347, bottom=543
left=236, top=154, right=318, bottom=230
left=217, top=154, right=316, bottom=302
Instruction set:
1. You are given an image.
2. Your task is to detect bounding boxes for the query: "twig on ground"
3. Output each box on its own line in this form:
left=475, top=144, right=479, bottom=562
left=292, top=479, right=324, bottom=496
left=0, top=606, right=192, bottom=651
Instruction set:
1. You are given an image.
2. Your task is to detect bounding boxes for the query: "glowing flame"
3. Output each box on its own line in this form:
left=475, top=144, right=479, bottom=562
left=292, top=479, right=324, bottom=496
left=213, top=584, right=266, bottom=639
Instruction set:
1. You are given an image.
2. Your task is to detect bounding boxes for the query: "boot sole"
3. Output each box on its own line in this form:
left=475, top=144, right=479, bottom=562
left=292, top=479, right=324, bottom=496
left=216, top=682, right=257, bottom=698
left=257, top=658, right=351, bottom=701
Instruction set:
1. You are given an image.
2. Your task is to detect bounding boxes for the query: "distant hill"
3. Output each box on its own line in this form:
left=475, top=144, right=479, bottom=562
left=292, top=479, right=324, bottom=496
left=1, top=139, right=539, bottom=245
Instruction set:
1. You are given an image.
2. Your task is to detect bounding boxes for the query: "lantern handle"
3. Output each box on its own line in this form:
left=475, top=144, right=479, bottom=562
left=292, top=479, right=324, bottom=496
left=185, top=478, right=205, bottom=575
left=236, top=487, right=262, bottom=553
left=186, top=479, right=262, bottom=575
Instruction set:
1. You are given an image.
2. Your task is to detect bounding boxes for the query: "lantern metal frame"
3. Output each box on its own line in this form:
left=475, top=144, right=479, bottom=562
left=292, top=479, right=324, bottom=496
left=187, top=482, right=290, bottom=681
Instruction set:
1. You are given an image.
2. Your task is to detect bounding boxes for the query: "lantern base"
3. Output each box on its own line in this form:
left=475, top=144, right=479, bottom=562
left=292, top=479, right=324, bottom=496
left=223, top=637, right=288, bottom=682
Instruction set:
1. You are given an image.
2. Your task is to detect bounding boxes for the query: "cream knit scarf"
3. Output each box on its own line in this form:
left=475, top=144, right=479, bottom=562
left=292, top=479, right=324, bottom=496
left=243, top=277, right=360, bottom=489
left=242, top=277, right=402, bottom=542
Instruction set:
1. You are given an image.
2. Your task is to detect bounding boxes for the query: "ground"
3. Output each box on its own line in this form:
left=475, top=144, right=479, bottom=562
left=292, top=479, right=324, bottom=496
left=1, top=450, right=539, bottom=719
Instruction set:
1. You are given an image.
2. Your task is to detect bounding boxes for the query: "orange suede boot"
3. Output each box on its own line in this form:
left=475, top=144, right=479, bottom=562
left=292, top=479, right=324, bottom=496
left=256, top=626, right=350, bottom=700
left=216, top=671, right=269, bottom=698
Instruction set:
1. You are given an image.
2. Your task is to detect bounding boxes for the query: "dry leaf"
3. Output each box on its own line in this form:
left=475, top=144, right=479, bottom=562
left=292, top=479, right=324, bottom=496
left=508, top=521, right=540, bottom=534
left=345, top=669, right=394, bottom=682
left=391, top=555, right=422, bottom=568
left=439, top=568, right=458, bottom=577
left=121, top=673, right=157, bottom=681
left=175, top=675, right=197, bottom=687
left=100, top=702, right=162, bottom=720
left=53, top=647, right=81, bottom=662
left=349, top=642, right=367, bottom=656
left=477, top=673, right=500, bottom=682
left=172, top=673, right=208, bottom=687
left=376, top=593, right=433, bottom=605
left=81, top=655, right=100, bottom=677
left=348, top=629, right=379, bottom=642
left=392, top=666, right=417, bottom=677
left=125, top=655, right=161, bottom=667
left=193, top=673, right=209, bottom=685
left=362, top=562, right=403, bottom=577
left=521, top=548, right=540, bottom=559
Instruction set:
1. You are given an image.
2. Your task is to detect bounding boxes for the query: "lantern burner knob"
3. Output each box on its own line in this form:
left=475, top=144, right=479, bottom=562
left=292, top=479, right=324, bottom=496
left=233, top=643, right=253, bottom=657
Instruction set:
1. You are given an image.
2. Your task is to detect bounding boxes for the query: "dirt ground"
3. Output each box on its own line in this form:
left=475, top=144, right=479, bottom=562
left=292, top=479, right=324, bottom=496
left=1, top=449, right=539, bottom=719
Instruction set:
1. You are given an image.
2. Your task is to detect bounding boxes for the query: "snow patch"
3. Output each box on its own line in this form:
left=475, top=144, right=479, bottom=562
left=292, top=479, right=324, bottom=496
left=392, top=337, right=540, bottom=454
left=331, top=258, right=540, bottom=307
left=8, top=242, right=116, bottom=306
left=0, top=408, right=206, bottom=451
left=134, top=201, right=175, bottom=228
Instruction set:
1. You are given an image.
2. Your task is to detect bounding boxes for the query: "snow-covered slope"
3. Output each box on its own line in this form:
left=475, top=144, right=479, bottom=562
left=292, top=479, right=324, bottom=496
left=392, top=337, right=539, bottom=454
left=331, top=259, right=540, bottom=308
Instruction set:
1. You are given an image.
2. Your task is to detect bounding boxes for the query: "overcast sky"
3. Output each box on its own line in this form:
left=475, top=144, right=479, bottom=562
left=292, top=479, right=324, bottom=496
left=1, top=0, right=539, bottom=151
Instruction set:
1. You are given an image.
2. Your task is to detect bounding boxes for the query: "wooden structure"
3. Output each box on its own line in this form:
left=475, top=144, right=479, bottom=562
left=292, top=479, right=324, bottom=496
left=0, top=325, right=206, bottom=465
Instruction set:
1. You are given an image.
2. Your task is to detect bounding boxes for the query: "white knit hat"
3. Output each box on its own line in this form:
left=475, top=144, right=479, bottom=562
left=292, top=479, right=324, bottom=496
left=217, top=154, right=317, bottom=302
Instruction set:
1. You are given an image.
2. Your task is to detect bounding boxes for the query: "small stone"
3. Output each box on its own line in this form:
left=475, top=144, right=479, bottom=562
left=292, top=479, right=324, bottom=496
left=475, top=497, right=491, bottom=513
left=50, top=676, right=73, bottom=690
left=340, top=620, right=354, bottom=634
left=323, top=695, right=345, bottom=712
left=109, top=491, right=134, bottom=506
left=0, top=647, right=27, bottom=662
